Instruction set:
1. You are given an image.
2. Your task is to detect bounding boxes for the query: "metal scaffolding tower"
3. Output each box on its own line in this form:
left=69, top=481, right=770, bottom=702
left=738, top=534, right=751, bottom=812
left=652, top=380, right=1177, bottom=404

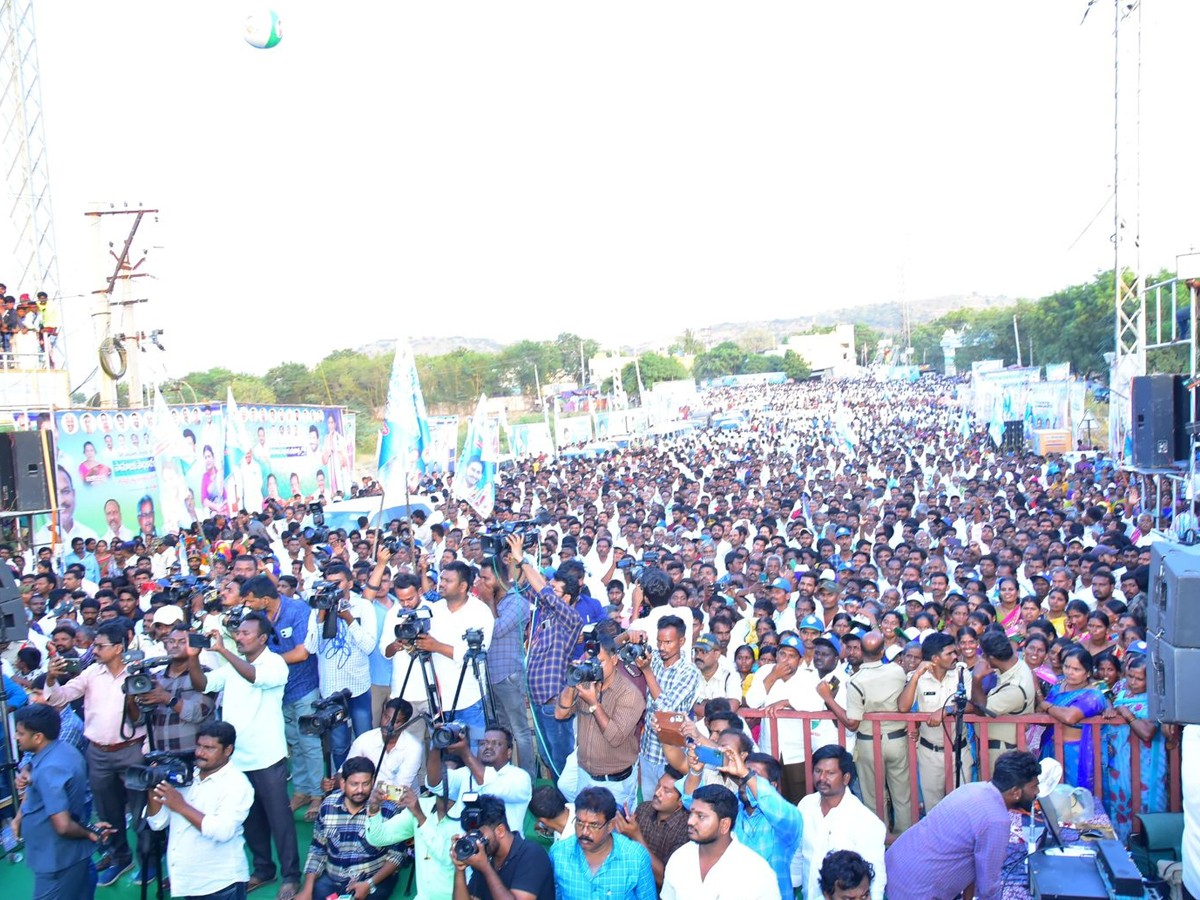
left=1109, top=0, right=1144, bottom=458
left=0, top=0, right=60, bottom=307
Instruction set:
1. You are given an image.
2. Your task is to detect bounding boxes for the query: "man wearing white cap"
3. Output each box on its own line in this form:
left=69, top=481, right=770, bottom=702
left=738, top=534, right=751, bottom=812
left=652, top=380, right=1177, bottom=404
left=140, top=617, right=216, bottom=759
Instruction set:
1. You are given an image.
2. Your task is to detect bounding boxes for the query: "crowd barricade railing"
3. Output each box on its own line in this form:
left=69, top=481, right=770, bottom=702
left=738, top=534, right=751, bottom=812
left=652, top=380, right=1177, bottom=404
left=736, top=707, right=1182, bottom=822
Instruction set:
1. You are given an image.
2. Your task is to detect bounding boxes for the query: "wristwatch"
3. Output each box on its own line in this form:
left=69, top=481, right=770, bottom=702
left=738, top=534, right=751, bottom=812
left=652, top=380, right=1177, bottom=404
left=367, top=882, right=377, bottom=895
left=587, top=704, right=597, bottom=715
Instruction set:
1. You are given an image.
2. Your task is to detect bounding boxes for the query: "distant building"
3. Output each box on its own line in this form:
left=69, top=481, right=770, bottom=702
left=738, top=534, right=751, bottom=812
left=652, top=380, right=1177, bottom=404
left=768, top=323, right=857, bottom=376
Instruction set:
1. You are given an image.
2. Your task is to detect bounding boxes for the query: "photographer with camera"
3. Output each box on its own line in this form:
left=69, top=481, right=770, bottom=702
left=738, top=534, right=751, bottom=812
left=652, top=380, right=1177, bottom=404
left=520, top=558, right=583, bottom=780
left=191, top=610, right=301, bottom=898
left=299, top=756, right=404, bottom=900
left=475, top=534, right=534, bottom=780
left=379, top=571, right=435, bottom=741
left=139, top=622, right=216, bottom=759
left=13, top=703, right=118, bottom=899
left=43, top=619, right=153, bottom=887
left=626, top=613, right=701, bottom=803
left=426, top=724, right=531, bottom=834
left=553, top=635, right=645, bottom=811
left=145, top=721, right=254, bottom=899
left=450, top=793, right=554, bottom=900
left=303, top=563, right=377, bottom=767
left=413, top=561, right=494, bottom=755
left=239, top=574, right=325, bottom=819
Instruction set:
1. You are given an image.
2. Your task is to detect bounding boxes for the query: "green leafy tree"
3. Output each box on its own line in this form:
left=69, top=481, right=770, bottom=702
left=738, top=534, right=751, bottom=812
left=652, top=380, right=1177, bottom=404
left=781, top=350, right=812, bottom=380
left=620, top=352, right=688, bottom=396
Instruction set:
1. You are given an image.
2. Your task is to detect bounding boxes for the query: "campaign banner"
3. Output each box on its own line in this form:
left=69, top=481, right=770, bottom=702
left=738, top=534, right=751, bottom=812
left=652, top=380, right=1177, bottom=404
left=425, top=416, right=460, bottom=473
left=232, top=404, right=354, bottom=504
left=509, top=422, right=553, bottom=458
left=34, top=402, right=352, bottom=548
left=454, top=396, right=498, bottom=518
left=1044, top=362, right=1071, bottom=382
left=556, top=415, right=593, bottom=448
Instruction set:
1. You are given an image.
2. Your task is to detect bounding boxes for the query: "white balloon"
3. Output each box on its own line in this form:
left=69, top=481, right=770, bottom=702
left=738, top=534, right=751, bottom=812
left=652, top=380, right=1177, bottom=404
left=244, top=10, right=282, bottom=49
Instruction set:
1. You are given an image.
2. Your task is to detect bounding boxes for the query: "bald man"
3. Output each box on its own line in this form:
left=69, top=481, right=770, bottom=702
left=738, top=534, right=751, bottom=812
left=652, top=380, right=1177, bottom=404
left=845, top=631, right=911, bottom=834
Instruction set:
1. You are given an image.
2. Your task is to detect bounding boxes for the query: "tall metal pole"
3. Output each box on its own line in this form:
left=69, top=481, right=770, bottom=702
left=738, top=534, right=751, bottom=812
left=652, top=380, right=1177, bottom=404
left=1013, top=315, right=1022, bottom=367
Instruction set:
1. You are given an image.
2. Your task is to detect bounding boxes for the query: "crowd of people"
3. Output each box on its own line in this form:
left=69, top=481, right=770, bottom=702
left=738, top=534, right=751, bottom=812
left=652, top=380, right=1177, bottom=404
left=1, top=374, right=1195, bottom=900
left=0, top=286, right=60, bottom=369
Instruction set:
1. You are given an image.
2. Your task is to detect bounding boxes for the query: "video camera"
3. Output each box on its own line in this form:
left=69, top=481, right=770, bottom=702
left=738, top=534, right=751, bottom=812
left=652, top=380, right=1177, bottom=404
left=393, top=607, right=432, bottom=643
left=430, top=721, right=466, bottom=750
left=307, top=580, right=345, bottom=612
left=123, top=751, right=193, bottom=791
left=120, top=649, right=170, bottom=697
left=478, top=511, right=550, bottom=558
left=453, top=793, right=486, bottom=861
left=302, top=502, right=329, bottom=544
left=163, top=576, right=194, bottom=605
left=299, top=688, right=351, bottom=736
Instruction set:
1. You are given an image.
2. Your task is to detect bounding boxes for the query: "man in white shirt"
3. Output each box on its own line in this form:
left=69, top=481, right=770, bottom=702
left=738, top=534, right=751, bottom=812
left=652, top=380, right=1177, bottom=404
left=345, top=697, right=423, bottom=791
left=744, top=635, right=824, bottom=801
left=146, top=720, right=255, bottom=899
left=424, top=724, right=531, bottom=833
left=794, top=744, right=886, bottom=900
left=661, top=783, right=780, bottom=900
left=195, top=610, right=301, bottom=896
left=412, top=561, right=494, bottom=755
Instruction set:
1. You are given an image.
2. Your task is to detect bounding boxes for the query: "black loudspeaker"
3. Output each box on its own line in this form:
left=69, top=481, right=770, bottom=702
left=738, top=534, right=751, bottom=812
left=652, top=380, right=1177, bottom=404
left=0, top=430, right=55, bottom=512
left=0, top=561, right=27, bottom=643
left=1149, top=543, right=1200, bottom=647
left=1148, top=632, right=1200, bottom=724
left=1173, top=374, right=1200, bottom=463
left=1148, top=543, right=1200, bottom=724
left=1132, top=375, right=1177, bottom=468
left=1002, top=420, right=1024, bottom=453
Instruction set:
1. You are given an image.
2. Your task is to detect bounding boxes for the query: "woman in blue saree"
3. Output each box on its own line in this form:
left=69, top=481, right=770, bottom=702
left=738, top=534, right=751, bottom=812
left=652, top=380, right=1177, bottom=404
left=1101, top=653, right=1167, bottom=841
left=1036, top=646, right=1108, bottom=791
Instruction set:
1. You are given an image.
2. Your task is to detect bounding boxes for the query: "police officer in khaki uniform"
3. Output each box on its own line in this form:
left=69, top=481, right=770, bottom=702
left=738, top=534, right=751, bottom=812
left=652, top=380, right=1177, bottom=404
left=897, top=632, right=974, bottom=811
left=973, top=630, right=1036, bottom=775
left=845, top=630, right=912, bottom=834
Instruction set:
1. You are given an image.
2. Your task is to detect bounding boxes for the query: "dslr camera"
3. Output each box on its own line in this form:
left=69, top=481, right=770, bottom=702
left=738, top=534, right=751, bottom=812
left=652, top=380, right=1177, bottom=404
left=617, top=640, right=649, bottom=666
left=123, top=751, right=193, bottom=791
left=221, top=605, right=247, bottom=631
left=453, top=793, right=486, bottom=861
left=393, top=607, right=433, bottom=643
left=565, top=638, right=603, bottom=686
left=299, top=689, right=351, bottom=736
left=430, top=721, right=466, bottom=750
left=478, top=511, right=550, bottom=558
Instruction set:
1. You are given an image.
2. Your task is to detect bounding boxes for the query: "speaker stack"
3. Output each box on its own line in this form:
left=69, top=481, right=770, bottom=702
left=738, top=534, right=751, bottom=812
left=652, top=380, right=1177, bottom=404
left=0, top=556, right=26, bottom=643
left=1148, top=542, right=1200, bottom=724
left=0, top=430, right=56, bottom=512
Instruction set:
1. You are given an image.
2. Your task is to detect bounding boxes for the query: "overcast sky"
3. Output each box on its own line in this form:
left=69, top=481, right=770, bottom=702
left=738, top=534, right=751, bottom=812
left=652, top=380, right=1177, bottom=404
left=6, top=1, right=1199, bottom=384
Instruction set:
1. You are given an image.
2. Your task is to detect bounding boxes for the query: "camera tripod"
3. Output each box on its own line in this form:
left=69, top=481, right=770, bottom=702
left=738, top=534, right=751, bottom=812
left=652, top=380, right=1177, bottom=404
left=132, top=704, right=169, bottom=900
left=446, top=640, right=498, bottom=730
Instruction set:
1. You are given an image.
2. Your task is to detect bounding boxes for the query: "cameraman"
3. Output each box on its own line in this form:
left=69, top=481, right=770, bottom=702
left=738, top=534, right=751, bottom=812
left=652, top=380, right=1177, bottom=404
left=14, top=703, right=118, bottom=899
left=379, top=571, right=435, bottom=743
left=299, top=756, right=404, bottom=900
left=239, top=574, right=324, bottom=818
left=450, top=794, right=554, bottom=900
left=43, top=619, right=151, bottom=887
left=553, top=635, right=646, bottom=811
left=193, top=610, right=301, bottom=898
left=303, top=563, right=376, bottom=766
left=475, top=535, right=534, bottom=780
left=145, top=721, right=255, bottom=899
left=426, top=724, right=532, bottom=833
left=413, top=561, right=494, bottom=756
left=138, top=622, right=216, bottom=758
left=519, top=558, right=583, bottom=780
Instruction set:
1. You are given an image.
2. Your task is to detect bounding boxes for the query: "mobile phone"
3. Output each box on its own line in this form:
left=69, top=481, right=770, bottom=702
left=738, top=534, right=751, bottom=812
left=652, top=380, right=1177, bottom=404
left=695, top=744, right=725, bottom=768
left=188, top=633, right=211, bottom=650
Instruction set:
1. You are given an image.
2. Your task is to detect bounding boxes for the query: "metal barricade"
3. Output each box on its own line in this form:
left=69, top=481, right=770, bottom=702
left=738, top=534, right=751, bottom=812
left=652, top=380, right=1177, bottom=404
left=738, top=707, right=1182, bottom=823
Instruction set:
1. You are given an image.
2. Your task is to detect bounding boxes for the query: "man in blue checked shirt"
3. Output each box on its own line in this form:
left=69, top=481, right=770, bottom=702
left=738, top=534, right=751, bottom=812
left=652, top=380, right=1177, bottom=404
left=626, top=614, right=701, bottom=803
left=679, top=746, right=803, bottom=900
left=549, top=786, right=656, bottom=900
